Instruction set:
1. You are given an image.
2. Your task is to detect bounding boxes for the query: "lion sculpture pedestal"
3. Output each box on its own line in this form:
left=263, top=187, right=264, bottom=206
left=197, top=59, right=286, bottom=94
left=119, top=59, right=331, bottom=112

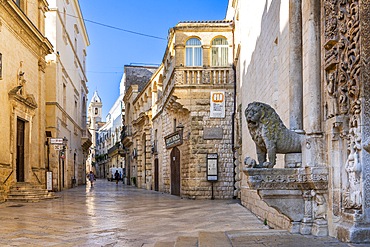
left=243, top=102, right=328, bottom=236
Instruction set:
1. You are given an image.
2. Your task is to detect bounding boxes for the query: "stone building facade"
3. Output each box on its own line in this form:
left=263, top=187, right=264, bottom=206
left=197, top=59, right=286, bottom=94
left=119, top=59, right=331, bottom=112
left=44, top=0, right=90, bottom=190
left=86, top=91, right=103, bottom=176
left=122, top=21, right=235, bottom=199
left=122, top=65, right=158, bottom=187
left=227, top=0, right=370, bottom=243
left=0, top=0, right=53, bottom=201
left=93, top=76, right=125, bottom=179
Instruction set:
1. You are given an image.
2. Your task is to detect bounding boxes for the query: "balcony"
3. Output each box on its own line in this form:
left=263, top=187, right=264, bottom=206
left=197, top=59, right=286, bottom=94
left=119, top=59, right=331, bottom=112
left=121, top=125, right=133, bottom=148
left=108, top=143, right=125, bottom=157
left=81, top=129, right=92, bottom=150
left=176, top=67, right=233, bottom=85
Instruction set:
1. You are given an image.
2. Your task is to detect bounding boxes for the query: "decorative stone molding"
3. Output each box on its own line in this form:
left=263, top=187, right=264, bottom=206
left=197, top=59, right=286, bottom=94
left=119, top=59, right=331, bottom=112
left=243, top=167, right=328, bottom=191
left=243, top=167, right=328, bottom=234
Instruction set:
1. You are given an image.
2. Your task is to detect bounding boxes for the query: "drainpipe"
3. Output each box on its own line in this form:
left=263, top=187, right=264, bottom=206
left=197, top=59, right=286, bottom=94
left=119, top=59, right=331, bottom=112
left=231, top=18, right=237, bottom=199
left=232, top=63, right=237, bottom=199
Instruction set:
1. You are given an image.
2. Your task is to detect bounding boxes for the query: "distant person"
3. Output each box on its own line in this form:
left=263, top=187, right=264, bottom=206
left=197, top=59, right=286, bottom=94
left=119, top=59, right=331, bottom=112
left=114, top=170, right=120, bottom=184
left=88, top=171, right=95, bottom=187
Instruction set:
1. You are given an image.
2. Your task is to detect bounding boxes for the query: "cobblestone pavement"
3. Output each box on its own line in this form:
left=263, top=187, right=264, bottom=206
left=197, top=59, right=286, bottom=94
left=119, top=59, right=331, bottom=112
left=0, top=179, right=367, bottom=247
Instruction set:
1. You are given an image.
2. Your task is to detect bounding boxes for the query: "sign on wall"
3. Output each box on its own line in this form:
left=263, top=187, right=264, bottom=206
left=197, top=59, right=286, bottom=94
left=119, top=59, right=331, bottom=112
left=210, top=91, right=225, bottom=118
left=164, top=130, right=183, bottom=149
left=207, top=153, right=218, bottom=181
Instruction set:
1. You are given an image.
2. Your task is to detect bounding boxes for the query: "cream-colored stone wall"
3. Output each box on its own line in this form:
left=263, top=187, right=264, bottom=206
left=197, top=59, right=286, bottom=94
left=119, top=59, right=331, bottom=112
left=45, top=0, right=89, bottom=190
left=125, top=22, right=235, bottom=199
left=231, top=1, right=291, bottom=167
left=0, top=0, right=52, bottom=194
left=227, top=0, right=301, bottom=232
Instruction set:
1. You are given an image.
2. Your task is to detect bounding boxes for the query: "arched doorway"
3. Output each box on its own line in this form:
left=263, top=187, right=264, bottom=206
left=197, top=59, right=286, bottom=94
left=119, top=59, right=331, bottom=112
left=170, top=147, right=180, bottom=196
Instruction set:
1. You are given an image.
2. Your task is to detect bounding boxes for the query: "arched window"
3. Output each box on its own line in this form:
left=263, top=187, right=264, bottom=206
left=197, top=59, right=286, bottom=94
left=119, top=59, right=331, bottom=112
left=211, top=38, right=228, bottom=66
left=186, top=38, right=202, bottom=66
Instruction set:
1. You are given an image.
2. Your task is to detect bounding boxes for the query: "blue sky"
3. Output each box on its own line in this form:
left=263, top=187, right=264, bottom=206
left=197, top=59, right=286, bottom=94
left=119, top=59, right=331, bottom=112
left=79, top=0, right=229, bottom=120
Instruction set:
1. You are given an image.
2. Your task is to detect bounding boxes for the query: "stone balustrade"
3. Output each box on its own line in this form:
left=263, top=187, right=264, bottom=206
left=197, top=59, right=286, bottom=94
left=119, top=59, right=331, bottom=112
left=176, top=67, right=233, bottom=85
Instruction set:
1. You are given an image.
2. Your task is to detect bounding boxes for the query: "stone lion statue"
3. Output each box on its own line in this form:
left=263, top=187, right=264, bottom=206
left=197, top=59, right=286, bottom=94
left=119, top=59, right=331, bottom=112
left=245, top=102, right=303, bottom=168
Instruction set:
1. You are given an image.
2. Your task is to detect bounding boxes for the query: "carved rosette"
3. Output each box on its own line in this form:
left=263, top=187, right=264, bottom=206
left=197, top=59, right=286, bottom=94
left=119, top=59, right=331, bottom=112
left=324, top=0, right=362, bottom=211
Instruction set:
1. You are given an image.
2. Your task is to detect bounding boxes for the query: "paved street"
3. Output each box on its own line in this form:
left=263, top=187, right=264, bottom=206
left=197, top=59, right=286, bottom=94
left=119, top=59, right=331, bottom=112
left=0, top=180, right=367, bottom=247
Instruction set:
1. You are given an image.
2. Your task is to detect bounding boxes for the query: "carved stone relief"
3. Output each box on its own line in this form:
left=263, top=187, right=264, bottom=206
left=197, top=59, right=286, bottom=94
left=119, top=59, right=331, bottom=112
left=324, top=0, right=362, bottom=212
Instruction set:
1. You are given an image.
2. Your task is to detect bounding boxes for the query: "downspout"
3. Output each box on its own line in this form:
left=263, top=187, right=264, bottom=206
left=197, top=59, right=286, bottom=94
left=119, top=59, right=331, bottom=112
left=231, top=20, right=237, bottom=199
left=232, top=63, right=237, bottom=199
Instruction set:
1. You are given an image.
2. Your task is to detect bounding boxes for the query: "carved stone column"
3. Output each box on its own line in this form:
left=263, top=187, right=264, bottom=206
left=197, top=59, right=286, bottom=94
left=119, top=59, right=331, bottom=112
left=302, top=0, right=323, bottom=169
left=300, top=190, right=313, bottom=235
left=289, top=0, right=303, bottom=131
left=286, top=0, right=304, bottom=168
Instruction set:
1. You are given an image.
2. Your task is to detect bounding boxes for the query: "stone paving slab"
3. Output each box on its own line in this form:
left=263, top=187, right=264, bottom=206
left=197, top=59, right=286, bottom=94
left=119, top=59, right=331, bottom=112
left=0, top=179, right=367, bottom=247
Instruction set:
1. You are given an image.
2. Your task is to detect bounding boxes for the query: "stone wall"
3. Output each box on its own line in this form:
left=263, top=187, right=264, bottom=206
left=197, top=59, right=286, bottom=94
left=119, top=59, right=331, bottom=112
left=155, top=87, right=234, bottom=199
left=233, top=1, right=291, bottom=168
left=229, top=0, right=370, bottom=243
left=0, top=0, right=52, bottom=194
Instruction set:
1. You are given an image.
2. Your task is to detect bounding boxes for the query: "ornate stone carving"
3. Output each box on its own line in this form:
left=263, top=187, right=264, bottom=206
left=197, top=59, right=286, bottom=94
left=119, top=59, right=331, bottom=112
left=243, top=168, right=328, bottom=191
left=344, top=141, right=362, bottom=209
left=324, top=0, right=363, bottom=212
left=244, top=102, right=302, bottom=168
left=314, top=192, right=327, bottom=220
left=175, top=70, right=184, bottom=85
left=324, top=0, right=360, bottom=120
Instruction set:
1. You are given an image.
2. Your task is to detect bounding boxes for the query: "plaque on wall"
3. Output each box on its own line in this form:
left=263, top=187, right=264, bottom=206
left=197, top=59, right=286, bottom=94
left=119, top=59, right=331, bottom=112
left=164, top=130, right=183, bottom=149
left=210, top=91, right=225, bottom=118
left=203, top=127, right=223, bottom=140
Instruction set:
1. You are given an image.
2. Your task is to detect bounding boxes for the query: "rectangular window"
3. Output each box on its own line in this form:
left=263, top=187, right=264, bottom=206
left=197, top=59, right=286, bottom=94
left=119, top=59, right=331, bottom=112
left=186, top=48, right=193, bottom=66
left=63, top=83, right=67, bottom=109
left=194, top=47, right=202, bottom=66
left=211, top=47, right=228, bottom=66
left=14, top=0, right=25, bottom=11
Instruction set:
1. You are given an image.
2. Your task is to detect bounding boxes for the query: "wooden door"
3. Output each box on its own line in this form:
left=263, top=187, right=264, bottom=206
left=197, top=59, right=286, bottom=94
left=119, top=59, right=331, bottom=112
left=154, top=158, right=159, bottom=191
left=16, top=118, right=25, bottom=182
left=170, top=147, right=180, bottom=196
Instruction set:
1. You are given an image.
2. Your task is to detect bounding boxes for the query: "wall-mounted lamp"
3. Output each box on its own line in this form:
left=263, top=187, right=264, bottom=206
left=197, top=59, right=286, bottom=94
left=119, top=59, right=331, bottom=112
left=176, top=123, right=184, bottom=132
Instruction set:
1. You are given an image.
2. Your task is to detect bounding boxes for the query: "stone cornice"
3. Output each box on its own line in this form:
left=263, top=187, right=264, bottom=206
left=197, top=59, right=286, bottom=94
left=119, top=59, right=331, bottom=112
left=71, top=0, right=90, bottom=47
left=46, top=101, right=83, bottom=131
left=1, top=1, right=53, bottom=57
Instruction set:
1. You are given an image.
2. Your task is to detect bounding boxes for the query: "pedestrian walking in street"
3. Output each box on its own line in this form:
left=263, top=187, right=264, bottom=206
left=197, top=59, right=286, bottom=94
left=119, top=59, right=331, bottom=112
left=114, top=170, right=120, bottom=184
left=88, top=171, right=95, bottom=187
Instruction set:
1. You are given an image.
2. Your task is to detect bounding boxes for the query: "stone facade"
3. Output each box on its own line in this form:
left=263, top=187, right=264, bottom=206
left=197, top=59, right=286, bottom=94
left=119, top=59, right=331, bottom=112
left=227, top=0, right=370, bottom=243
left=45, top=0, right=90, bottom=191
left=0, top=0, right=53, bottom=200
left=86, top=91, right=103, bottom=176
left=122, top=21, right=235, bottom=199
left=122, top=65, right=158, bottom=187
left=93, top=76, right=125, bottom=180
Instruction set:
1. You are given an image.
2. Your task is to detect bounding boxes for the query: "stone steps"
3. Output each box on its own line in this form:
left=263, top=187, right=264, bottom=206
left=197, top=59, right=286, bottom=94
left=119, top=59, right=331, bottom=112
left=154, top=229, right=288, bottom=247
left=7, top=182, right=56, bottom=202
